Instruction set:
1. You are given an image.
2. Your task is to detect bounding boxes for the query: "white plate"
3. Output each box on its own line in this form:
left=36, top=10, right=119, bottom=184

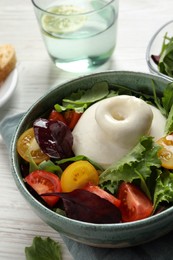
left=0, top=68, right=18, bottom=107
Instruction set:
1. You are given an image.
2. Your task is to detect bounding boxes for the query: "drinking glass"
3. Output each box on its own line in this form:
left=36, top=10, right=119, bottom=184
left=31, top=0, right=119, bottom=73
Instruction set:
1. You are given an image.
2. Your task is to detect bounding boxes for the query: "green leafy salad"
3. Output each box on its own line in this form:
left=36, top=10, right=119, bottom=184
left=151, top=32, right=173, bottom=78
left=17, top=80, right=173, bottom=226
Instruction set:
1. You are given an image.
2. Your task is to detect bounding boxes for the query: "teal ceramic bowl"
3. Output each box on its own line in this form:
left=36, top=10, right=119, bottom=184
left=11, top=71, right=173, bottom=248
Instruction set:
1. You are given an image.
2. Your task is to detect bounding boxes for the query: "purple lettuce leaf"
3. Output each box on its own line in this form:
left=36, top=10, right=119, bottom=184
left=43, top=189, right=121, bottom=224
left=151, top=54, right=160, bottom=65
left=33, top=118, right=73, bottom=159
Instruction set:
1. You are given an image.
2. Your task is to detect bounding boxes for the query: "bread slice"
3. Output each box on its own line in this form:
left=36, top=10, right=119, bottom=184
left=0, top=44, right=16, bottom=82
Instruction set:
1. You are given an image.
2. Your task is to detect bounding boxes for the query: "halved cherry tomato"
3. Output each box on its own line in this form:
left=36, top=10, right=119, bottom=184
left=63, top=110, right=82, bottom=130
left=156, top=133, right=173, bottom=169
left=83, top=184, right=121, bottom=208
left=61, top=160, right=99, bottom=192
left=25, top=170, right=61, bottom=207
left=17, top=127, right=49, bottom=164
left=118, top=182, right=153, bottom=222
left=48, top=109, right=67, bottom=124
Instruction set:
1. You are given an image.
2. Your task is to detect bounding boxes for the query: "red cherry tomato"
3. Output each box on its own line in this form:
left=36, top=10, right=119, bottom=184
left=48, top=109, right=67, bottom=124
left=64, top=110, right=82, bottom=130
left=118, top=182, right=153, bottom=222
left=25, top=170, right=61, bottom=207
left=83, top=184, right=121, bottom=208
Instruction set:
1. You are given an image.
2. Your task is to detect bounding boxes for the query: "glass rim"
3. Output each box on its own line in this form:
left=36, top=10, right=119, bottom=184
left=31, top=0, right=117, bottom=16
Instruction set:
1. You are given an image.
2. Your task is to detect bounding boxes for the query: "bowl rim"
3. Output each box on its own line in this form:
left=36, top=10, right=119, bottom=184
left=146, top=19, right=173, bottom=82
left=10, top=70, right=173, bottom=230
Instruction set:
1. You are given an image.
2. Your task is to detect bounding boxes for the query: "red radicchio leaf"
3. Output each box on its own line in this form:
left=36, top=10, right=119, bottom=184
left=33, top=118, right=73, bottom=159
left=43, top=189, right=121, bottom=224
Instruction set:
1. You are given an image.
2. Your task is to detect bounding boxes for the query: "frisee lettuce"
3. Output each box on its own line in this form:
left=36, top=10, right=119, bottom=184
left=99, top=136, right=161, bottom=200
left=154, top=169, right=173, bottom=210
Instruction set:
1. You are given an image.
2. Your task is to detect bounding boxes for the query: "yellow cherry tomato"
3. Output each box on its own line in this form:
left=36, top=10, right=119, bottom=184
left=156, top=133, right=173, bottom=169
left=61, top=160, right=99, bottom=192
left=17, top=127, right=49, bottom=164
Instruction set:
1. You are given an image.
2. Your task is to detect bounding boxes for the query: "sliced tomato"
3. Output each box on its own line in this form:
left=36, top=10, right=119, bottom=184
left=83, top=184, right=121, bottom=208
left=63, top=110, right=82, bottom=130
left=48, top=109, right=67, bottom=124
left=118, top=182, right=153, bottom=222
left=17, top=127, right=49, bottom=164
left=25, top=170, right=61, bottom=207
left=156, top=133, right=173, bottom=169
left=61, top=161, right=99, bottom=192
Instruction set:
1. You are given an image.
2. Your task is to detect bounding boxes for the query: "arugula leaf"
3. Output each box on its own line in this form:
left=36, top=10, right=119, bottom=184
left=154, top=169, right=173, bottom=210
left=38, top=160, right=62, bottom=176
left=159, top=82, right=173, bottom=134
left=111, top=83, right=155, bottom=101
left=159, top=33, right=173, bottom=77
left=54, top=82, right=110, bottom=113
left=57, top=155, right=104, bottom=171
left=151, top=80, right=166, bottom=116
left=25, top=237, right=62, bottom=260
left=162, top=82, right=173, bottom=116
left=54, top=103, right=87, bottom=113
left=149, top=82, right=173, bottom=134
left=29, top=159, right=62, bottom=176
left=99, top=136, right=161, bottom=197
left=63, top=81, right=109, bottom=105
left=152, top=33, right=173, bottom=78
left=29, top=154, right=39, bottom=173
left=164, top=104, right=173, bottom=134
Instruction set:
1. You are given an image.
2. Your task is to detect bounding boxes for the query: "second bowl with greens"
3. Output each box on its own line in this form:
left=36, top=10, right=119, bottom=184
left=11, top=71, right=173, bottom=247
left=146, top=20, right=173, bottom=81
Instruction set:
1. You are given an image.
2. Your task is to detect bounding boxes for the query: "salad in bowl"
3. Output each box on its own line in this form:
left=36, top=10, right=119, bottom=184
left=146, top=20, right=173, bottom=81
left=11, top=71, right=173, bottom=247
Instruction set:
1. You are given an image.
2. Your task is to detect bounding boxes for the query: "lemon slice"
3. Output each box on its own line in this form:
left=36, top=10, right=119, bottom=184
left=41, top=5, right=86, bottom=34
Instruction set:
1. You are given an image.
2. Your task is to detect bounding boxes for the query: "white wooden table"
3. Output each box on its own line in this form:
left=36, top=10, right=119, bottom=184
left=0, top=0, right=173, bottom=259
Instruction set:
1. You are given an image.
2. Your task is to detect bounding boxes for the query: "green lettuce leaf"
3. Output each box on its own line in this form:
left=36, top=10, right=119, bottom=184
left=99, top=136, right=161, bottom=198
left=25, top=237, right=62, bottom=260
